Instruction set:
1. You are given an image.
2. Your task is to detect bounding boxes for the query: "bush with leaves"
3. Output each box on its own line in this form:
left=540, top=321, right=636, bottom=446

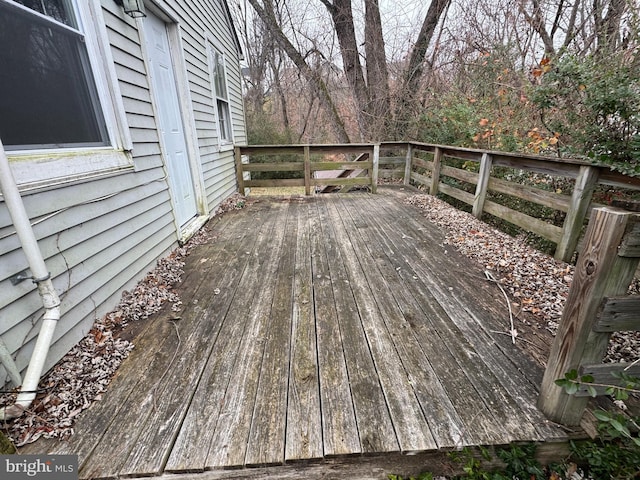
left=529, top=53, right=640, bottom=176
left=555, top=369, right=640, bottom=479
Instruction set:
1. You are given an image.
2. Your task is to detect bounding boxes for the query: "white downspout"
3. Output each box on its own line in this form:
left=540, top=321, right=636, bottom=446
left=0, top=140, right=61, bottom=420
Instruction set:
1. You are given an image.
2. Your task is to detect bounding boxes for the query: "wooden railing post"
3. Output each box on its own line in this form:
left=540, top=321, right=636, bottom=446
left=538, top=208, right=640, bottom=425
left=555, top=165, right=600, bottom=262
left=430, top=147, right=442, bottom=196
left=234, top=146, right=245, bottom=195
left=403, top=144, right=413, bottom=186
left=304, top=145, right=311, bottom=196
left=472, top=153, right=492, bottom=218
left=371, top=144, right=379, bottom=194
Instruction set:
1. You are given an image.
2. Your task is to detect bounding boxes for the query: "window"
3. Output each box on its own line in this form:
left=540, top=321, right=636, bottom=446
left=210, top=47, right=232, bottom=144
left=0, top=0, right=109, bottom=150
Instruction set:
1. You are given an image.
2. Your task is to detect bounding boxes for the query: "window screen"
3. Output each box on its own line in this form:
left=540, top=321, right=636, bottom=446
left=0, top=0, right=109, bottom=150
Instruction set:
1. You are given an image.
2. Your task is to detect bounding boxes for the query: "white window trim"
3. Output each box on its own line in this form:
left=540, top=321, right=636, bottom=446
left=3, top=0, right=133, bottom=190
left=207, top=34, right=235, bottom=151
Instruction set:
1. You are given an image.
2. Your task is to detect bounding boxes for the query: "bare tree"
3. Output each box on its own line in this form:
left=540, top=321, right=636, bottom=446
left=246, top=0, right=351, bottom=142
left=394, top=0, right=451, bottom=135
left=518, top=0, right=635, bottom=58
left=246, top=0, right=451, bottom=142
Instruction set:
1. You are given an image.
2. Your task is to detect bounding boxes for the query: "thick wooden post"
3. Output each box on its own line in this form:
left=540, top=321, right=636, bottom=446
left=430, top=147, right=442, bottom=196
left=304, top=145, right=311, bottom=196
left=539, top=208, right=640, bottom=425
left=472, top=153, right=492, bottom=218
left=403, top=144, right=413, bottom=186
left=555, top=165, right=600, bottom=262
left=371, top=144, right=379, bottom=194
left=234, top=146, right=245, bottom=195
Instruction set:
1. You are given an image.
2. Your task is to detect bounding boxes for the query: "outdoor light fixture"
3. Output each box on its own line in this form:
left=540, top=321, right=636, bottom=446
left=114, top=0, right=146, bottom=18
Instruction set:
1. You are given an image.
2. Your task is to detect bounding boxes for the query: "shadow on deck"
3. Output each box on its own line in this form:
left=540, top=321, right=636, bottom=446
left=22, top=187, right=587, bottom=479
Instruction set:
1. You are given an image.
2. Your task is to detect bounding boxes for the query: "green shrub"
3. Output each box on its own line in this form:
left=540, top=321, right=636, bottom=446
left=529, top=53, right=640, bottom=176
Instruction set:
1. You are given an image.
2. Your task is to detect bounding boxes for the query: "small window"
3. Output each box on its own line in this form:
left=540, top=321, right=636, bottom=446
left=0, top=0, right=109, bottom=150
left=210, top=47, right=232, bottom=143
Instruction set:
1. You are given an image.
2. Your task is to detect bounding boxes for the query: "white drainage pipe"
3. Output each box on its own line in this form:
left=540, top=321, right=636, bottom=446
left=0, top=140, right=61, bottom=420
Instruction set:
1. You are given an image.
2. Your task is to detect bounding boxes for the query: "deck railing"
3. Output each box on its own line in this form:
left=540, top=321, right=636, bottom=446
left=235, top=142, right=640, bottom=262
left=235, top=144, right=380, bottom=195
left=235, top=141, right=640, bottom=426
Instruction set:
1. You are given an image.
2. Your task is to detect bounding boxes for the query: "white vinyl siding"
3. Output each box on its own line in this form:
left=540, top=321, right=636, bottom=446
left=0, top=0, right=246, bottom=386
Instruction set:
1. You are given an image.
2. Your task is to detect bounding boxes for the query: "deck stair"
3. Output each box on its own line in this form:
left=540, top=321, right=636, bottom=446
left=316, top=152, right=370, bottom=193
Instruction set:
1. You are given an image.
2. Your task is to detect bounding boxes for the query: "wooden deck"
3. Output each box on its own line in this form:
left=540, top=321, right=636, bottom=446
left=23, top=187, right=579, bottom=479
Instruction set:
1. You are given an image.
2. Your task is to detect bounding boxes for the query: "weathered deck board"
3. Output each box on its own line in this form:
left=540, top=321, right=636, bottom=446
left=315, top=200, right=399, bottom=454
left=204, top=201, right=290, bottom=469
left=78, top=208, right=268, bottom=478
left=333, top=194, right=503, bottom=445
left=244, top=201, right=299, bottom=466
left=22, top=187, right=573, bottom=479
left=44, top=212, right=248, bottom=468
left=166, top=201, right=289, bottom=472
left=310, top=199, right=362, bottom=457
left=356, top=191, right=564, bottom=441
left=319, top=198, right=437, bottom=452
left=284, top=200, right=323, bottom=462
left=123, top=205, right=286, bottom=476
left=352, top=195, right=533, bottom=435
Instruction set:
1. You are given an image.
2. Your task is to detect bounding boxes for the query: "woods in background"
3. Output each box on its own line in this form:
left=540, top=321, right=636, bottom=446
left=234, top=0, right=639, bottom=174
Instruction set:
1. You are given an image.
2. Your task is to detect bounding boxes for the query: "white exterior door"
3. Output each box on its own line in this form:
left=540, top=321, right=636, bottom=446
left=144, top=11, right=197, bottom=227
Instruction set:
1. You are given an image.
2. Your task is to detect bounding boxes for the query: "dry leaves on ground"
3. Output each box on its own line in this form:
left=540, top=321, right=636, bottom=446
left=404, top=194, right=640, bottom=365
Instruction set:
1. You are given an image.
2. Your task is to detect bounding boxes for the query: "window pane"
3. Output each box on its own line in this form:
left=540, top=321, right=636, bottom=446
left=217, top=99, right=231, bottom=141
left=213, top=51, right=228, bottom=100
left=0, top=2, right=108, bottom=149
left=10, top=0, right=75, bottom=27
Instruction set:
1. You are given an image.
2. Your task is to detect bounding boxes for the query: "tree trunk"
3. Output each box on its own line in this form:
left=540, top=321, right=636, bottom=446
left=364, top=0, right=391, bottom=141
left=519, top=0, right=557, bottom=56
left=395, top=0, right=451, bottom=136
left=321, top=0, right=370, bottom=140
left=596, top=0, right=627, bottom=54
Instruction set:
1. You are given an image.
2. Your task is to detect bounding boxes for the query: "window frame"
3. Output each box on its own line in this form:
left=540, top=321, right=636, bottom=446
left=2, top=0, right=133, bottom=191
left=207, top=38, right=234, bottom=150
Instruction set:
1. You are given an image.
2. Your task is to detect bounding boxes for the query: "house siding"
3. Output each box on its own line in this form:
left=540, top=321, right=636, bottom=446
left=0, top=0, right=246, bottom=386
